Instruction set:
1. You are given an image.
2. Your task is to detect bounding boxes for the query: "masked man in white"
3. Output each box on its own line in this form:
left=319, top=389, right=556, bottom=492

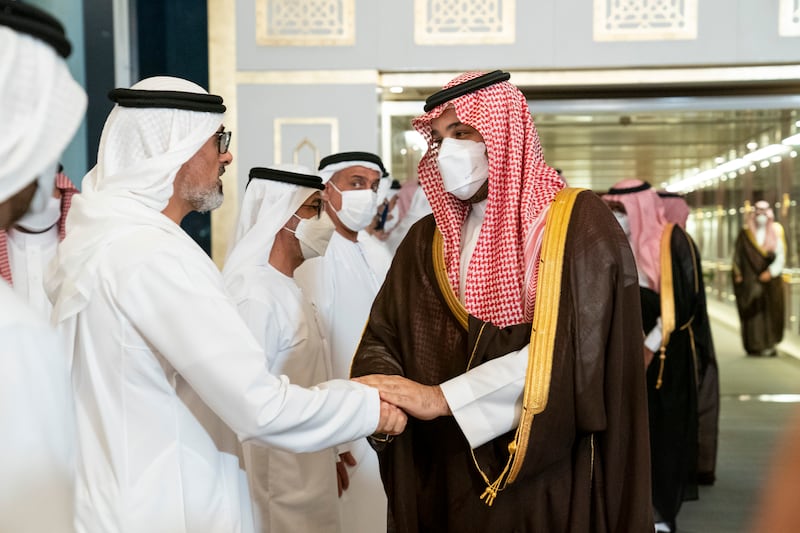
left=295, top=152, right=392, bottom=532
left=0, top=2, right=86, bottom=531
left=1, top=169, right=78, bottom=317
left=46, top=77, right=406, bottom=533
left=223, top=165, right=341, bottom=532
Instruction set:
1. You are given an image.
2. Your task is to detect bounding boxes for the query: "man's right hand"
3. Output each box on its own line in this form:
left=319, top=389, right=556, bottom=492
left=354, top=374, right=451, bottom=420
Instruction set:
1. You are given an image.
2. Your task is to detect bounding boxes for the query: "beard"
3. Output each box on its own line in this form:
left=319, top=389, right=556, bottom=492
left=181, top=177, right=224, bottom=213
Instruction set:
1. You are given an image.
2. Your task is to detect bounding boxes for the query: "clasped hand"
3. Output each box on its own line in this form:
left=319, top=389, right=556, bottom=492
left=353, top=374, right=452, bottom=437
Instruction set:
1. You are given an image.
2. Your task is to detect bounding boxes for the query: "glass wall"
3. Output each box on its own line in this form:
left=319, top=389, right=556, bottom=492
left=681, top=110, right=800, bottom=330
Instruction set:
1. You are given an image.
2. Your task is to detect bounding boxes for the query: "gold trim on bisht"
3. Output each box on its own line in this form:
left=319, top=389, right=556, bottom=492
left=477, top=187, right=585, bottom=506
left=432, top=228, right=469, bottom=330
left=656, top=223, right=676, bottom=390
left=745, top=222, right=787, bottom=259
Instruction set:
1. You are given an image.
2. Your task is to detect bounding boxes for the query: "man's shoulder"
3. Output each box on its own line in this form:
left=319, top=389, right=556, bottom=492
left=405, top=213, right=436, bottom=239
left=563, top=190, right=618, bottom=236
left=105, top=225, right=210, bottom=273
left=94, top=227, right=222, bottom=304
left=393, top=213, right=436, bottom=257
left=244, top=267, right=300, bottom=302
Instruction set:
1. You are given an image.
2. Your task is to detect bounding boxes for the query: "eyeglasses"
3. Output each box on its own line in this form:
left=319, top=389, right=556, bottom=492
left=300, top=202, right=323, bottom=219
left=216, top=131, right=232, bottom=154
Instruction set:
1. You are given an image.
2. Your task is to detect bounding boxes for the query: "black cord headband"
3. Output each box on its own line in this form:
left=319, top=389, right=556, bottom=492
left=423, top=70, right=511, bottom=112
left=247, top=167, right=324, bottom=191
left=0, top=0, right=71, bottom=58
left=606, top=182, right=653, bottom=195
left=108, top=88, right=226, bottom=113
left=318, top=151, right=388, bottom=177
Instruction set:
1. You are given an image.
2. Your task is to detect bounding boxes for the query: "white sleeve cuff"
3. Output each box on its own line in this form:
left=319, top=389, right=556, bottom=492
left=644, top=317, right=663, bottom=353
left=439, top=347, right=527, bottom=449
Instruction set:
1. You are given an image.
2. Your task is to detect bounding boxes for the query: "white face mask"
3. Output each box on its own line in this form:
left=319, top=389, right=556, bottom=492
left=15, top=196, right=61, bottom=232
left=755, top=214, right=768, bottom=226
left=436, top=138, right=489, bottom=201
left=15, top=161, right=59, bottom=229
left=330, top=181, right=378, bottom=232
left=613, top=211, right=631, bottom=239
left=287, top=211, right=335, bottom=259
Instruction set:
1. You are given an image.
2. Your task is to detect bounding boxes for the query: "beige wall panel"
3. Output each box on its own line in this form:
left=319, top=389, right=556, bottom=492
left=593, top=0, right=698, bottom=42
left=255, top=0, right=355, bottom=46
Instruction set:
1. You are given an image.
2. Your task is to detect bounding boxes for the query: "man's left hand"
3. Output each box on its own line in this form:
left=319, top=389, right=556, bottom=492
left=336, top=452, right=357, bottom=497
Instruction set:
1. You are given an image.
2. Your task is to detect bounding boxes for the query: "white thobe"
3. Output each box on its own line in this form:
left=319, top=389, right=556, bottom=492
left=0, top=282, right=75, bottom=533
left=384, top=187, right=432, bottom=254
left=438, top=201, right=528, bottom=449
left=61, top=224, right=380, bottom=533
left=295, top=231, right=389, bottom=533
left=233, top=265, right=339, bottom=533
left=6, top=225, right=59, bottom=317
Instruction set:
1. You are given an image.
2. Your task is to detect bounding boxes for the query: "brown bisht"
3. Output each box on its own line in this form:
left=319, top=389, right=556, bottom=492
left=642, top=224, right=716, bottom=527
left=352, top=192, right=653, bottom=533
left=732, top=227, right=785, bottom=355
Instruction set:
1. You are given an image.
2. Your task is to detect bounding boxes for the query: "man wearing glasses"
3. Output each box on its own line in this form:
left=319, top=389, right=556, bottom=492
left=295, top=152, right=392, bottom=533
left=223, top=164, right=341, bottom=532
left=47, top=77, right=406, bottom=533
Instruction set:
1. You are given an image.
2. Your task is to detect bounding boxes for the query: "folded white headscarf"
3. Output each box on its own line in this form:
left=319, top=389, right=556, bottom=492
left=48, top=76, right=224, bottom=322
left=0, top=26, right=86, bottom=204
left=223, top=164, right=318, bottom=299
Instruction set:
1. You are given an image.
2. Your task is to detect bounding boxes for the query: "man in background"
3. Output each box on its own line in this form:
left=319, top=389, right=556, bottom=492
left=733, top=199, right=786, bottom=357
left=1, top=168, right=78, bottom=316
left=605, top=180, right=715, bottom=532
left=223, top=165, right=340, bottom=532
left=296, top=152, right=392, bottom=533
left=0, top=1, right=87, bottom=530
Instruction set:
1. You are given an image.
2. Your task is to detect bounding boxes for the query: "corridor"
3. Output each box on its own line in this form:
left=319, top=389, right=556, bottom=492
left=680, top=302, right=800, bottom=532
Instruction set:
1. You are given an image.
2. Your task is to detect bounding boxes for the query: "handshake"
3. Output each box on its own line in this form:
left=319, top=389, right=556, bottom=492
left=352, top=374, right=453, bottom=437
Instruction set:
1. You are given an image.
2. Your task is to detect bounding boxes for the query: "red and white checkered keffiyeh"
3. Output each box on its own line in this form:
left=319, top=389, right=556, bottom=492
left=747, top=200, right=779, bottom=253
left=603, top=179, right=667, bottom=292
left=412, top=72, right=565, bottom=328
left=0, top=171, right=77, bottom=285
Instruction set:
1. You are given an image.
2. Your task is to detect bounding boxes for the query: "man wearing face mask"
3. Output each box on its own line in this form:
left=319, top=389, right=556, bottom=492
left=733, top=200, right=786, bottom=357
left=295, top=151, right=391, bottom=533
left=223, top=165, right=340, bottom=533
left=604, top=180, right=715, bottom=533
left=0, top=1, right=87, bottom=531
left=351, top=71, right=652, bottom=532
left=656, top=191, right=720, bottom=488
left=0, top=168, right=78, bottom=317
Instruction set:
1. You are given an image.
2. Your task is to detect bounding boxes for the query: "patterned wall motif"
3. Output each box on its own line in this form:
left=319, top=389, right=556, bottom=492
left=414, top=0, right=515, bottom=45
left=593, top=0, right=698, bottom=41
left=273, top=118, right=340, bottom=170
left=779, top=0, right=800, bottom=36
left=256, top=0, right=355, bottom=46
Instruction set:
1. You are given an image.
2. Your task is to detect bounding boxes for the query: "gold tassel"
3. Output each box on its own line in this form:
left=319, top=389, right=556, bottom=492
left=655, top=346, right=667, bottom=389
left=476, top=440, right=516, bottom=507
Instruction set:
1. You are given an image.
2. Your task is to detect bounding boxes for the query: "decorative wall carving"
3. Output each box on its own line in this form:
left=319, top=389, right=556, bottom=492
left=414, top=0, right=515, bottom=45
left=256, top=0, right=355, bottom=46
left=273, top=118, right=340, bottom=170
left=593, top=0, right=698, bottom=41
left=779, top=0, right=800, bottom=36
